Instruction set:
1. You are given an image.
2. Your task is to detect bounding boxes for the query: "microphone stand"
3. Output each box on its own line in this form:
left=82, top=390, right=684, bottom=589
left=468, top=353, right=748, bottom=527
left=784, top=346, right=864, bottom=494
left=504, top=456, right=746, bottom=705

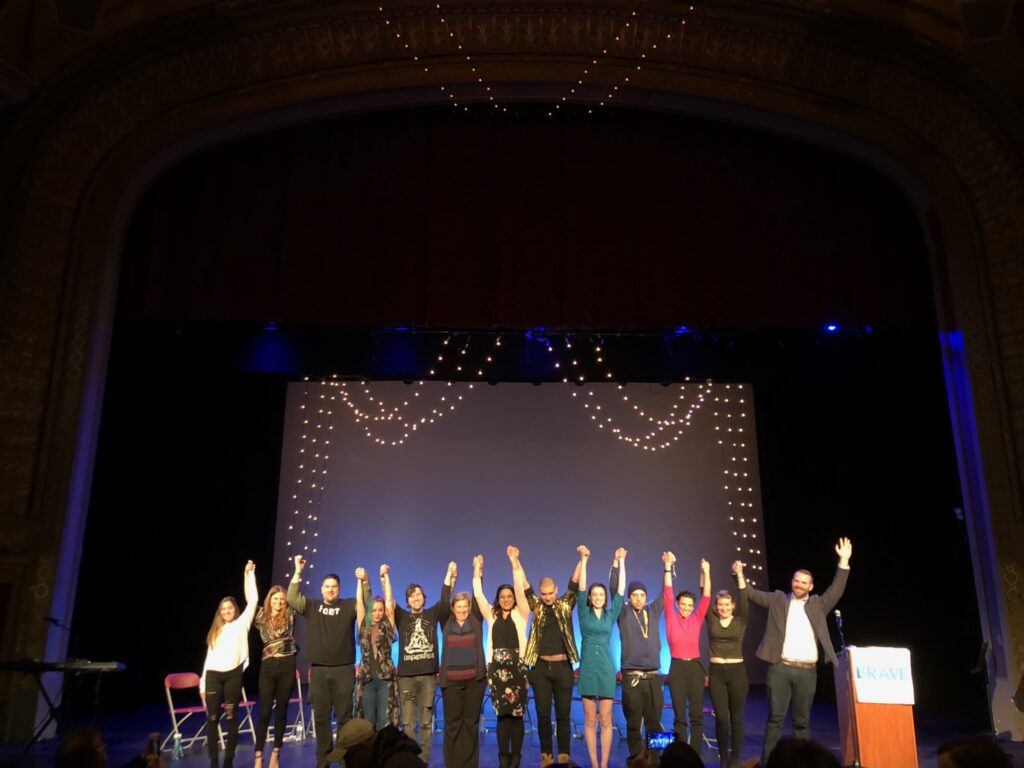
left=836, top=611, right=861, bottom=767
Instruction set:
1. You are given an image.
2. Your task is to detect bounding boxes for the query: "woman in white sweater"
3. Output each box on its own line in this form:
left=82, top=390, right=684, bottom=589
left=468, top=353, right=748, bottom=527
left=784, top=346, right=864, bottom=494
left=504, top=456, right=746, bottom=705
left=200, top=560, right=258, bottom=768
left=473, top=548, right=531, bottom=768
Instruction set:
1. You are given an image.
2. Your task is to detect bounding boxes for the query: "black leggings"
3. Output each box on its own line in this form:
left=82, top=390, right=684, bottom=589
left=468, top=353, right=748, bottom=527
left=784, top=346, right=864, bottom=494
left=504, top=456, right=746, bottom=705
left=708, top=662, right=748, bottom=767
left=205, top=665, right=244, bottom=768
left=256, top=656, right=296, bottom=751
left=497, top=715, right=524, bottom=758
left=667, top=658, right=705, bottom=749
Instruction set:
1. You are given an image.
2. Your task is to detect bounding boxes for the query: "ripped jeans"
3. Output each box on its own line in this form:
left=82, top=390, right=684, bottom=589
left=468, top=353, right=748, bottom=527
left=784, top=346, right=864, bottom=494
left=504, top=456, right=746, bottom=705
left=205, top=664, right=244, bottom=768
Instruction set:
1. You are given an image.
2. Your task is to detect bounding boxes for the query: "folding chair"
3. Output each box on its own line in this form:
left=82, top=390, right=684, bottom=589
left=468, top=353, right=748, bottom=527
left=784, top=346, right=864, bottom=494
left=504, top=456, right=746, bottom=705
left=160, top=672, right=209, bottom=753
left=226, top=686, right=257, bottom=744
left=281, top=667, right=307, bottom=741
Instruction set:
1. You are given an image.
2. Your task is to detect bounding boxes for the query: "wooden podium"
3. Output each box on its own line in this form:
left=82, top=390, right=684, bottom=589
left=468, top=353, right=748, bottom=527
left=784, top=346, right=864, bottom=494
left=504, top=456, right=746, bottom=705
left=834, top=646, right=918, bottom=767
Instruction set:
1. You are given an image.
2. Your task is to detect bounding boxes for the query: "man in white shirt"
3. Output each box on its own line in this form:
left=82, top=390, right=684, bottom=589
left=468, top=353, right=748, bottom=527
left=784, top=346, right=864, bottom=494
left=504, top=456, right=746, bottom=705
left=746, top=537, right=852, bottom=761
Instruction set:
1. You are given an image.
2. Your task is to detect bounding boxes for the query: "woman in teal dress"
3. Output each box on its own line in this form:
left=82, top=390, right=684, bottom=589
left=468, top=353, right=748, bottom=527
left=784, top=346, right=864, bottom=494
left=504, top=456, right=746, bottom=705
left=575, top=545, right=626, bottom=768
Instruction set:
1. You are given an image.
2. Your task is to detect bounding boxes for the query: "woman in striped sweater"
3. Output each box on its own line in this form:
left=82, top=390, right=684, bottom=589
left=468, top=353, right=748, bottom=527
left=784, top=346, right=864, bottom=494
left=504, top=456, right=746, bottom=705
left=439, top=570, right=487, bottom=768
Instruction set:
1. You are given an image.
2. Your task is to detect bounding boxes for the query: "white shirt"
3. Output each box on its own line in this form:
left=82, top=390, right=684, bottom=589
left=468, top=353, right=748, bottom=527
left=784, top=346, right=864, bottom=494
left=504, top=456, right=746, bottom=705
left=781, top=595, right=818, bottom=663
left=200, top=569, right=258, bottom=690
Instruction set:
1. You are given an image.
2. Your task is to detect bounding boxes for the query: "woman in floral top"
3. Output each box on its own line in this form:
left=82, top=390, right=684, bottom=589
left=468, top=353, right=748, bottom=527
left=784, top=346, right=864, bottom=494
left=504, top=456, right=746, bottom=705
left=473, top=549, right=530, bottom=768
left=355, top=565, right=399, bottom=730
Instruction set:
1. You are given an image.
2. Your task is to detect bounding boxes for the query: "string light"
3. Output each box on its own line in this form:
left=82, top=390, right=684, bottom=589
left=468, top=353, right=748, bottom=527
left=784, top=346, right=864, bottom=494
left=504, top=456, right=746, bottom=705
left=548, top=4, right=693, bottom=116
left=717, top=384, right=764, bottom=586
left=434, top=1, right=505, bottom=111
left=318, top=335, right=503, bottom=448
left=284, top=377, right=333, bottom=584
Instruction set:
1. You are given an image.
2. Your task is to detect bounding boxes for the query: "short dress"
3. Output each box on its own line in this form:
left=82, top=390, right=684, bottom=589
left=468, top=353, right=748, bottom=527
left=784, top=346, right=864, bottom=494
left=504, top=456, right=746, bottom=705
left=487, top=612, right=528, bottom=717
left=575, top=590, right=624, bottom=699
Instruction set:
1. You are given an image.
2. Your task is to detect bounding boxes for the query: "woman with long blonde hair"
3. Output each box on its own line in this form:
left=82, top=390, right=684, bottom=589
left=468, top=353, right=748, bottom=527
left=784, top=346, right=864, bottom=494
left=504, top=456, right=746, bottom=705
left=253, top=584, right=296, bottom=768
left=200, top=560, right=258, bottom=768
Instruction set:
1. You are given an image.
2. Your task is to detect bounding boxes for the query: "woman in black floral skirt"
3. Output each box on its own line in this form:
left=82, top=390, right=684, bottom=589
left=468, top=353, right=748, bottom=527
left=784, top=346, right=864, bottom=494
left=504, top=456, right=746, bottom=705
left=473, top=549, right=531, bottom=768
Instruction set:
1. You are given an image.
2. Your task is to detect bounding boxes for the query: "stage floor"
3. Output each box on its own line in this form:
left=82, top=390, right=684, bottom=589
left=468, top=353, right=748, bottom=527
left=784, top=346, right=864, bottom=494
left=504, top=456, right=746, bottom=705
left=2, top=687, right=1017, bottom=768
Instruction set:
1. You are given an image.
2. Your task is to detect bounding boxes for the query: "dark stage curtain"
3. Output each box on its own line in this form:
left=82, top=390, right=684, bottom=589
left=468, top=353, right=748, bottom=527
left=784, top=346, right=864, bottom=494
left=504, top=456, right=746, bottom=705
left=121, top=107, right=934, bottom=330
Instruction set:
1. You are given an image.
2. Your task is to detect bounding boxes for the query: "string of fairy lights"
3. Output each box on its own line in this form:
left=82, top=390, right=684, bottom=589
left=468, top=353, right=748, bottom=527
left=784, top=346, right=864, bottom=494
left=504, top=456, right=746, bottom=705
left=372, top=2, right=508, bottom=113
left=548, top=6, right=693, bottom=116
left=366, top=2, right=695, bottom=116
left=715, top=383, right=764, bottom=585
left=282, top=333, right=766, bottom=584
left=284, top=378, right=336, bottom=582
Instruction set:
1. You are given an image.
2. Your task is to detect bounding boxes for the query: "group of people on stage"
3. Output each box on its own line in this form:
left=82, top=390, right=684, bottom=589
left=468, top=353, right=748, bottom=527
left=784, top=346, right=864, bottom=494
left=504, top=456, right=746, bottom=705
left=199, top=538, right=852, bottom=768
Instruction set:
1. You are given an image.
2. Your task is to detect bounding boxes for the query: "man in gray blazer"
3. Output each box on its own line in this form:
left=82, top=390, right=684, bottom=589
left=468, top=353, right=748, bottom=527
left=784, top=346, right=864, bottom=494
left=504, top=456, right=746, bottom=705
left=746, top=537, right=852, bottom=760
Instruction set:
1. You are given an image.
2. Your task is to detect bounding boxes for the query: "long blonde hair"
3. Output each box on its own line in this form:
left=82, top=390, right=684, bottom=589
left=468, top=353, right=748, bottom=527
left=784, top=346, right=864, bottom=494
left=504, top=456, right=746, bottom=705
left=207, top=596, right=239, bottom=649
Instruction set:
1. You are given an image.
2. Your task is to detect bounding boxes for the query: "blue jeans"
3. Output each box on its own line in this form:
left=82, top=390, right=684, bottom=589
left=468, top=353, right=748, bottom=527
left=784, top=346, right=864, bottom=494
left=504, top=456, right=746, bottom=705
left=362, top=673, right=390, bottom=731
left=398, top=675, right=436, bottom=761
left=763, top=662, right=817, bottom=760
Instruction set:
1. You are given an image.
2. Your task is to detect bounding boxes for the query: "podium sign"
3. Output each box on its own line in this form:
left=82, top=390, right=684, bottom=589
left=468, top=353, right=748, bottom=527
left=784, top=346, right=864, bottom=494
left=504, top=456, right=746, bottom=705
left=850, top=646, right=914, bottom=705
left=835, top=646, right=918, bottom=767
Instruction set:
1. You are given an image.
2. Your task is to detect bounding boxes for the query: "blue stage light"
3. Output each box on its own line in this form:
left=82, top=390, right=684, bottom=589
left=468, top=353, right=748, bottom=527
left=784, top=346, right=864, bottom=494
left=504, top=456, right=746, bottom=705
left=824, top=323, right=839, bottom=333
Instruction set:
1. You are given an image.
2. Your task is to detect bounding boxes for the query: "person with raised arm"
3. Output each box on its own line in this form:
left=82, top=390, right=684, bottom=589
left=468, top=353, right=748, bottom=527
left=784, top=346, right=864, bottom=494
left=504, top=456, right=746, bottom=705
left=439, top=567, right=487, bottom=768
left=747, top=537, right=852, bottom=762
left=286, top=555, right=371, bottom=768
left=253, top=582, right=296, bottom=768
left=664, top=553, right=712, bottom=752
left=388, top=560, right=456, bottom=764
left=608, top=551, right=669, bottom=759
left=705, top=561, right=750, bottom=768
left=355, top=564, right=399, bottom=731
left=576, top=545, right=626, bottom=768
left=201, top=560, right=258, bottom=768
left=473, top=550, right=530, bottom=768
left=516, top=546, right=581, bottom=767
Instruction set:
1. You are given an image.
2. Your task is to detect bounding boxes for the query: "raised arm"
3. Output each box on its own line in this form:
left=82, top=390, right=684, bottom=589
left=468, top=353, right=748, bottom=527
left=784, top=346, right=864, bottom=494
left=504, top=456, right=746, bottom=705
left=384, top=563, right=397, bottom=614
left=820, top=537, right=853, bottom=611
left=614, top=548, right=627, bottom=596
left=438, top=561, right=456, bottom=624
left=577, top=545, right=590, bottom=592
left=381, top=564, right=395, bottom=627
left=473, top=555, right=492, bottom=620
left=355, top=569, right=367, bottom=626
left=570, top=557, right=582, bottom=591
left=287, top=554, right=307, bottom=613
left=354, top=567, right=372, bottom=626
left=508, top=546, right=533, bottom=615
left=239, top=560, right=258, bottom=628
left=694, top=558, right=712, bottom=621
left=732, top=561, right=748, bottom=617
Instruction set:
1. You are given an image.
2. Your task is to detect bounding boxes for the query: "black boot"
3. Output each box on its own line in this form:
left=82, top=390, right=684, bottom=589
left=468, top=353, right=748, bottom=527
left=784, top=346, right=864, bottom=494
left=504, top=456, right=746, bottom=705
left=509, top=755, right=521, bottom=768
left=498, top=753, right=511, bottom=768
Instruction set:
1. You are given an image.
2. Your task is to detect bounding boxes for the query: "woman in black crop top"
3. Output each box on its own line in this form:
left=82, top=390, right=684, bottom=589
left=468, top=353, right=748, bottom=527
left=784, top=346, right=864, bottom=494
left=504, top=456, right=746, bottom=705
left=705, top=561, right=750, bottom=768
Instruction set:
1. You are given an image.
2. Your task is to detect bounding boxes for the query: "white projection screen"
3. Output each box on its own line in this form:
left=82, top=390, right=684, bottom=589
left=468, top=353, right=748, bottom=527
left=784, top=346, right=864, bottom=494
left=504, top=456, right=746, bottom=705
left=273, top=380, right=768, bottom=674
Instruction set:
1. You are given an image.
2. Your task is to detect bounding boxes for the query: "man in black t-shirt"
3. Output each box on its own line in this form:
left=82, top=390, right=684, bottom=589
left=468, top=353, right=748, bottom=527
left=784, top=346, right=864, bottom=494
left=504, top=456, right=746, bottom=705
left=387, top=561, right=456, bottom=763
left=287, top=554, right=372, bottom=768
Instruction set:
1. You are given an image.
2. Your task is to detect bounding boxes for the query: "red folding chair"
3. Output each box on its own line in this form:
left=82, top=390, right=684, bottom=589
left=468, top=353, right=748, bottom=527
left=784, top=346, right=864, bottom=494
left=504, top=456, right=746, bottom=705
left=160, top=672, right=209, bottom=753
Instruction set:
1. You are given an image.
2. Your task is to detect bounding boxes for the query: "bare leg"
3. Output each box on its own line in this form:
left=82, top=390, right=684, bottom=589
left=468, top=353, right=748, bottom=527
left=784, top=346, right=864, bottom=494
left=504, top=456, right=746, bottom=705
left=598, top=698, right=613, bottom=768
left=582, top=697, right=599, bottom=767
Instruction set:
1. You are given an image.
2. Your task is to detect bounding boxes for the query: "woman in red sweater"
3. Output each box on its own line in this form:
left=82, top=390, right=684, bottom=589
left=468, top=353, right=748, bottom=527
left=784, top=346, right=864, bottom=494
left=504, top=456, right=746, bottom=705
left=663, top=554, right=711, bottom=752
